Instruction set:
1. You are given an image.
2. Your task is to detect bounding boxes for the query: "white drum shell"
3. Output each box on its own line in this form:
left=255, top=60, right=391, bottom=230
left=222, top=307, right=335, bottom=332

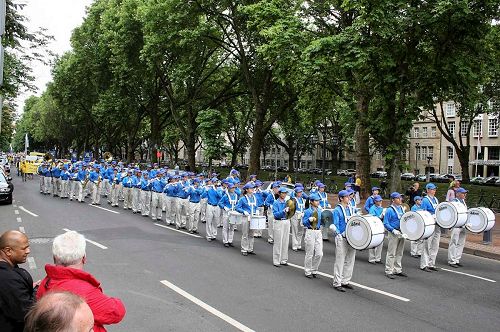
left=346, top=215, right=385, bottom=250
left=466, top=207, right=496, bottom=233
left=435, top=202, right=468, bottom=229
left=228, top=211, right=244, bottom=225
left=250, top=215, right=267, bottom=230
left=400, top=210, right=436, bottom=241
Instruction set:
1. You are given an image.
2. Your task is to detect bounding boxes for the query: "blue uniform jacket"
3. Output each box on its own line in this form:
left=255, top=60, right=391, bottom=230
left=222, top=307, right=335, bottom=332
left=302, top=206, right=323, bottom=229
left=51, top=168, right=61, bottom=178
left=272, top=198, right=288, bottom=220
left=140, top=178, right=152, bottom=191
left=333, top=204, right=352, bottom=235
left=411, top=204, right=422, bottom=212
left=369, top=205, right=384, bottom=219
left=383, top=205, right=404, bottom=232
left=204, top=187, right=221, bottom=206
left=236, top=194, right=258, bottom=215
left=187, top=186, right=204, bottom=203
left=218, top=192, right=239, bottom=210
left=364, top=195, right=375, bottom=213
left=421, top=195, right=439, bottom=215
left=264, top=192, right=276, bottom=208
left=151, top=178, right=165, bottom=193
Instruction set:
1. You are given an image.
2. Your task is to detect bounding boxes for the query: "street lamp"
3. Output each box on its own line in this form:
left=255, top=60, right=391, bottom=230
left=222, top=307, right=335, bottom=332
left=426, top=155, right=432, bottom=182
left=415, top=142, right=419, bottom=174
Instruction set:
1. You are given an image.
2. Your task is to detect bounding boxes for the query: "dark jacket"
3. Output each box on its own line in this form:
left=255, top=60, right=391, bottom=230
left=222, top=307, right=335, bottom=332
left=0, top=261, right=34, bottom=332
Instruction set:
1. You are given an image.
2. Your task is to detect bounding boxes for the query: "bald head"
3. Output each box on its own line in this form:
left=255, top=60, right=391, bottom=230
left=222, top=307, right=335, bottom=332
left=0, top=230, right=30, bottom=266
left=0, top=230, right=27, bottom=250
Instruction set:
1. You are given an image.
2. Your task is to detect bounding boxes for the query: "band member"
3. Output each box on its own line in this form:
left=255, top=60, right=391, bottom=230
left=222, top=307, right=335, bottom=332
left=150, top=172, right=165, bottom=221
left=264, top=182, right=280, bottom=244
left=219, top=183, right=239, bottom=246
left=410, top=196, right=423, bottom=258
left=139, top=171, right=152, bottom=217
left=176, top=176, right=190, bottom=229
left=203, top=177, right=222, bottom=241
left=368, top=195, right=384, bottom=264
left=88, top=165, right=100, bottom=205
left=272, top=187, right=291, bottom=267
left=42, top=163, right=52, bottom=195
left=51, top=163, right=62, bottom=197
left=291, top=187, right=306, bottom=251
left=37, top=162, right=45, bottom=193
left=187, top=179, right=204, bottom=234
left=236, top=182, right=258, bottom=256
left=364, top=186, right=380, bottom=213
left=383, top=192, right=408, bottom=279
left=59, top=165, right=70, bottom=199
left=69, top=167, right=79, bottom=201
left=165, top=176, right=177, bottom=225
left=332, top=190, right=355, bottom=292
left=121, top=169, right=134, bottom=210
left=317, top=183, right=331, bottom=241
left=131, top=169, right=142, bottom=214
left=253, top=180, right=266, bottom=238
left=302, top=193, right=323, bottom=278
left=447, top=188, right=468, bottom=268
left=109, top=168, right=121, bottom=207
left=420, top=183, right=440, bottom=272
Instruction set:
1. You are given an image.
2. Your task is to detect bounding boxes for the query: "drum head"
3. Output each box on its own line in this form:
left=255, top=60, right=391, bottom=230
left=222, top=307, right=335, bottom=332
left=346, top=216, right=372, bottom=250
left=436, top=202, right=459, bottom=228
left=466, top=208, right=495, bottom=233
left=401, top=212, right=426, bottom=241
left=322, top=209, right=333, bottom=228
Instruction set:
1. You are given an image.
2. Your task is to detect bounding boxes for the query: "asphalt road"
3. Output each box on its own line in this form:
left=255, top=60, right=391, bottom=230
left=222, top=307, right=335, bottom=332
left=2, top=174, right=500, bottom=332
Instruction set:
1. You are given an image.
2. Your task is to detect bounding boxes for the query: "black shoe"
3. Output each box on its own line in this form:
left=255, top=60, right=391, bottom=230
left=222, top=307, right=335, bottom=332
left=274, top=264, right=280, bottom=268
left=224, top=243, right=229, bottom=247
left=305, top=274, right=313, bottom=279
left=428, top=266, right=439, bottom=271
left=193, top=230, right=199, bottom=234
left=395, top=272, right=408, bottom=277
left=368, top=261, right=376, bottom=265
left=421, top=267, right=432, bottom=272
left=323, top=239, right=329, bottom=242
left=242, top=252, right=248, bottom=256
left=207, top=238, right=212, bottom=242
left=455, top=262, right=463, bottom=267
left=312, top=274, right=320, bottom=279
left=334, top=286, right=345, bottom=292
left=280, top=262, right=288, bottom=266
left=248, top=251, right=256, bottom=255
left=448, top=263, right=459, bottom=268
left=376, top=261, right=383, bottom=264
left=228, top=243, right=234, bottom=247
left=342, top=284, right=354, bottom=289
left=386, top=274, right=395, bottom=279
left=292, top=249, right=298, bottom=252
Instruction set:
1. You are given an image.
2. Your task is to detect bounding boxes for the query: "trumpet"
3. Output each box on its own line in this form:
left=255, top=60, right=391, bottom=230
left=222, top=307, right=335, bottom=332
left=82, top=174, right=90, bottom=189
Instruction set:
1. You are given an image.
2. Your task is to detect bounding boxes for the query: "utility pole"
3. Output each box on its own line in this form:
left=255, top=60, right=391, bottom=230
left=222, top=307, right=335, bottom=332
left=0, top=0, right=6, bottom=135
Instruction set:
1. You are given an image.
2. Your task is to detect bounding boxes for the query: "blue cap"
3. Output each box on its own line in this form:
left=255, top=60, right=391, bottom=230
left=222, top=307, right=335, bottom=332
left=211, top=177, right=218, bottom=182
left=347, top=188, right=355, bottom=195
left=294, top=182, right=303, bottom=188
left=414, top=196, right=422, bottom=201
left=227, top=183, right=235, bottom=189
left=294, top=187, right=303, bottom=193
left=230, top=169, right=239, bottom=175
left=373, top=195, right=383, bottom=202
left=390, top=192, right=402, bottom=199
left=243, top=182, right=255, bottom=190
left=255, top=180, right=263, bottom=186
left=317, top=182, right=325, bottom=188
left=279, top=187, right=288, bottom=193
left=193, top=179, right=200, bottom=184
left=338, top=190, right=349, bottom=198
left=309, top=193, right=321, bottom=201
left=344, top=182, right=352, bottom=187
left=142, top=171, right=148, bottom=175
left=372, top=186, right=380, bottom=192
left=314, top=180, right=321, bottom=185
left=456, top=187, right=468, bottom=193
left=271, top=182, right=281, bottom=189
left=249, top=174, right=257, bottom=179
left=127, top=169, right=133, bottom=173
left=426, top=183, right=437, bottom=190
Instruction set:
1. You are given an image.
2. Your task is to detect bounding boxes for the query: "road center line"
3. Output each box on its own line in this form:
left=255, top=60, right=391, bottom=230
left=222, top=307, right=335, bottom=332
left=287, top=263, right=411, bottom=302
left=19, top=206, right=39, bottom=217
left=160, top=279, right=255, bottom=332
left=27, top=257, right=37, bottom=270
left=16, top=217, right=22, bottom=223
left=19, top=226, right=25, bottom=233
left=62, top=228, right=108, bottom=250
left=14, top=210, right=19, bottom=215
left=88, top=204, right=120, bottom=214
left=441, top=267, right=496, bottom=283
left=154, top=223, right=202, bottom=238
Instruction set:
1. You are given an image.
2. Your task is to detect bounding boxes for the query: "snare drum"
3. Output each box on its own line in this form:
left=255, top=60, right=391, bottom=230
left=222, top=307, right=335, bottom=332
left=250, top=215, right=267, bottom=230
left=228, top=211, right=244, bottom=225
left=435, top=202, right=468, bottom=229
left=466, top=207, right=496, bottom=233
left=346, top=215, right=385, bottom=250
left=400, top=210, right=435, bottom=241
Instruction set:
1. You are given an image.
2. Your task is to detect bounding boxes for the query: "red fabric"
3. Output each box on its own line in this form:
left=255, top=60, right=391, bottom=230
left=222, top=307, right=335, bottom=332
left=37, top=265, right=126, bottom=332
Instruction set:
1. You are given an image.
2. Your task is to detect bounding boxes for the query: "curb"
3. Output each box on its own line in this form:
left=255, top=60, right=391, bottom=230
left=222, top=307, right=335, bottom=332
left=439, top=241, right=500, bottom=261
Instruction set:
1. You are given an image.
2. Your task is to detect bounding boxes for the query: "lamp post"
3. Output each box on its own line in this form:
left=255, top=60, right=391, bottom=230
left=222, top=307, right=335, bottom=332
left=415, top=142, right=420, bottom=174
left=321, top=120, right=327, bottom=184
left=426, top=155, right=432, bottom=182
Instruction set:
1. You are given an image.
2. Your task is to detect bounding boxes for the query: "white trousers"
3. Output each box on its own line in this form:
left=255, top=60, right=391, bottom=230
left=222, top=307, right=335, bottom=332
left=43, top=177, right=51, bottom=194
left=368, top=242, right=384, bottom=263
left=385, top=232, right=405, bottom=274
left=151, top=192, right=162, bottom=220
left=167, top=196, right=177, bottom=224
left=140, top=190, right=151, bottom=216
left=90, top=182, right=100, bottom=204
left=304, top=229, right=323, bottom=275
left=102, top=179, right=110, bottom=196
left=52, top=177, right=61, bottom=196
left=60, top=179, right=69, bottom=198
left=110, top=184, right=119, bottom=206
left=205, top=204, right=219, bottom=239
left=273, top=219, right=290, bottom=265
left=291, top=212, right=304, bottom=250
left=333, top=236, right=356, bottom=287
left=77, top=182, right=85, bottom=202
left=411, top=240, right=424, bottom=256
left=70, top=181, right=77, bottom=200
left=241, top=216, right=255, bottom=253
left=123, top=187, right=133, bottom=209
left=200, top=198, right=208, bottom=221
left=267, top=208, right=274, bottom=243
left=448, top=227, right=466, bottom=264
left=176, top=198, right=189, bottom=228
left=187, top=202, right=201, bottom=232
left=132, top=188, right=140, bottom=212
left=39, top=175, right=44, bottom=192
left=421, top=227, right=441, bottom=268
left=221, top=210, right=235, bottom=244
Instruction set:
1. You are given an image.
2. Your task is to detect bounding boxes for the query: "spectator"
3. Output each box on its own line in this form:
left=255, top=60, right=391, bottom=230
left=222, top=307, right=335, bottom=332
left=0, top=230, right=36, bottom=332
left=354, top=174, right=362, bottom=202
left=405, top=182, right=423, bottom=207
left=24, top=291, right=94, bottom=332
left=446, top=179, right=461, bottom=202
left=36, top=231, right=126, bottom=332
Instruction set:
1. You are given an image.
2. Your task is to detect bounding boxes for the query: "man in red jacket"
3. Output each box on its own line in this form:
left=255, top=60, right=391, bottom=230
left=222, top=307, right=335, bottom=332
left=36, top=231, right=126, bottom=332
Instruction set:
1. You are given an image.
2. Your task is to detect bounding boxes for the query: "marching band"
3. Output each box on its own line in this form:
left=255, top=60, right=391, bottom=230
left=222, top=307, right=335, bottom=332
left=35, top=160, right=496, bottom=293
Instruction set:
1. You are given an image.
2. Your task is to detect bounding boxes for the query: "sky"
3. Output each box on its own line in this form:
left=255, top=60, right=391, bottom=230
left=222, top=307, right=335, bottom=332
left=15, top=0, right=94, bottom=113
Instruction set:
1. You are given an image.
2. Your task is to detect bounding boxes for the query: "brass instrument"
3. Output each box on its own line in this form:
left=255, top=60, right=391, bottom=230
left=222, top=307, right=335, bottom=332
left=44, top=152, right=53, bottom=161
left=286, top=198, right=296, bottom=219
left=82, top=174, right=90, bottom=189
left=103, top=152, right=113, bottom=162
left=311, top=210, right=319, bottom=229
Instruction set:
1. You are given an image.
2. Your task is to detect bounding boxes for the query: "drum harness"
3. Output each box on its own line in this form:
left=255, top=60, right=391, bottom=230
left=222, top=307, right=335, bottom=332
left=389, top=205, right=404, bottom=230
left=246, top=194, right=257, bottom=215
left=337, top=204, right=351, bottom=237
left=227, top=192, right=237, bottom=211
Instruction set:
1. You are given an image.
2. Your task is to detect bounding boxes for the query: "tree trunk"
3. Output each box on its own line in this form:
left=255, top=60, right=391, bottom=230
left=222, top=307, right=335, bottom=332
left=150, top=106, right=161, bottom=163
left=287, top=147, right=295, bottom=173
left=355, top=97, right=371, bottom=200
left=230, top=150, right=238, bottom=168
left=126, top=137, right=134, bottom=163
left=248, top=104, right=266, bottom=176
left=387, top=153, right=403, bottom=193
left=185, top=109, right=197, bottom=171
left=457, top=148, right=471, bottom=182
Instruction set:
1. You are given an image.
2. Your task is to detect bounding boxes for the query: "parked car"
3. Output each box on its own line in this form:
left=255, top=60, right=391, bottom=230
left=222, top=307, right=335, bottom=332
left=371, top=171, right=387, bottom=178
left=429, top=173, right=440, bottom=181
left=337, top=170, right=348, bottom=176
left=495, top=179, right=500, bottom=186
left=416, top=174, right=427, bottom=182
left=401, top=173, right=415, bottom=181
left=470, top=176, right=484, bottom=184
left=0, top=166, right=12, bottom=182
left=435, top=174, right=456, bottom=183
left=480, top=176, right=499, bottom=185
left=0, top=171, right=13, bottom=204
left=346, top=169, right=356, bottom=176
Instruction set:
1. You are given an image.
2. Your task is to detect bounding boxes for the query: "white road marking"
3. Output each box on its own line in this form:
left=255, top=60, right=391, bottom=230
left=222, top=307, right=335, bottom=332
left=287, top=263, right=411, bottom=302
left=441, top=268, right=496, bottom=283
left=14, top=210, right=19, bottom=215
left=154, top=223, right=202, bottom=238
left=27, top=257, right=37, bottom=270
left=160, top=279, right=255, bottom=332
left=19, top=226, right=25, bottom=233
left=19, top=206, right=39, bottom=217
left=62, top=228, right=108, bottom=249
left=88, top=204, right=120, bottom=214
left=16, top=217, right=22, bottom=223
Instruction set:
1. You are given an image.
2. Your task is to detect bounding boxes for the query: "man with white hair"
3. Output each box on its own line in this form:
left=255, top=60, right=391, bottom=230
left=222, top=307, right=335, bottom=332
left=36, top=231, right=126, bottom=332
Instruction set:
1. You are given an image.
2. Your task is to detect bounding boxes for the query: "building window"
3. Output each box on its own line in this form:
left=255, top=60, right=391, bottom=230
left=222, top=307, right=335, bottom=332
left=473, top=119, right=482, bottom=137
left=431, top=127, right=437, bottom=138
left=447, top=166, right=453, bottom=174
left=422, top=127, right=428, bottom=138
left=488, top=147, right=500, bottom=160
left=421, top=146, right=427, bottom=160
left=414, top=128, right=419, bottom=138
left=447, top=147, right=454, bottom=160
left=460, top=121, right=469, bottom=136
left=428, top=146, right=434, bottom=160
left=448, top=121, right=455, bottom=135
left=416, top=146, right=421, bottom=161
left=488, top=117, right=498, bottom=137
left=446, top=103, right=456, bottom=117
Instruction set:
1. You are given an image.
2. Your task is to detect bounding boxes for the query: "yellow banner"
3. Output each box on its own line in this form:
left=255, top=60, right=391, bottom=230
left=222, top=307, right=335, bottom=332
left=21, top=161, right=41, bottom=174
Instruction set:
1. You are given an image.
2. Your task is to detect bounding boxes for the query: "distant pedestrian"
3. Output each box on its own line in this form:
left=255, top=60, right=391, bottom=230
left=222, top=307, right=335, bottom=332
left=446, top=179, right=461, bottom=202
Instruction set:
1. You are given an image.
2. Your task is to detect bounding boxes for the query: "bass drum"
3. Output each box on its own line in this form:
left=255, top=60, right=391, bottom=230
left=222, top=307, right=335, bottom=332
left=346, top=215, right=385, bottom=250
left=435, top=202, right=468, bottom=229
left=321, top=209, right=334, bottom=229
left=400, top=210, right=435, bottom=241
left=466, top=207, right=496, bottom=233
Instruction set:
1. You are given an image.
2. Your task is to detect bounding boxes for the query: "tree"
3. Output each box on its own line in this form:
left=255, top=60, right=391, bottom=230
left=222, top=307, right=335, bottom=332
left=197, top=109, right=230, bottom=171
